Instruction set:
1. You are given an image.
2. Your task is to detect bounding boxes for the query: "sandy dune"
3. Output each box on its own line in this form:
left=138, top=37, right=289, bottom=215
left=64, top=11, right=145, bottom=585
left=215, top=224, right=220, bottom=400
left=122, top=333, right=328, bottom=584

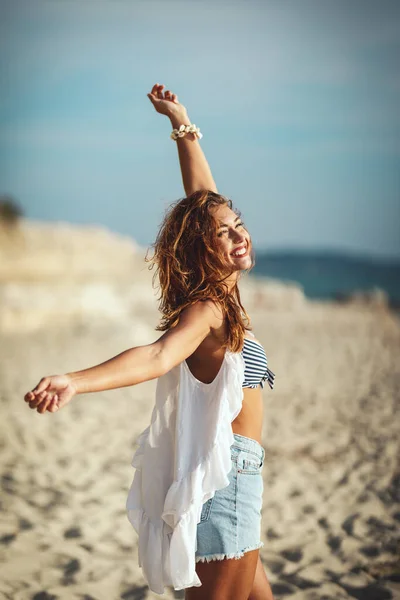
left=1, top=221, right=399, bottom=599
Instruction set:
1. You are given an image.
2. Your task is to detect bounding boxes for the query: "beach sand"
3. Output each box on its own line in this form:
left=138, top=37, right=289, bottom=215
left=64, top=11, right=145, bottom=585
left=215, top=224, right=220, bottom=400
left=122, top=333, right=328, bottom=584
left=1, top=221, right=399, bottom=599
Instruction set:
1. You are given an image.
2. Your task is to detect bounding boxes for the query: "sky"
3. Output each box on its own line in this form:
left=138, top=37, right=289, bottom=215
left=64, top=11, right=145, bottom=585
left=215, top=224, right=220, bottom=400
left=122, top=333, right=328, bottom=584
left=1, top=0, right=399, bottom=259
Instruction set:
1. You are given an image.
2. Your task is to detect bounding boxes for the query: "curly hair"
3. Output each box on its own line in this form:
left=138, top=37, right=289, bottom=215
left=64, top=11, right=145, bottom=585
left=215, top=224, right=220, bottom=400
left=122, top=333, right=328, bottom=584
left=145, top=190, right=255, bottom=353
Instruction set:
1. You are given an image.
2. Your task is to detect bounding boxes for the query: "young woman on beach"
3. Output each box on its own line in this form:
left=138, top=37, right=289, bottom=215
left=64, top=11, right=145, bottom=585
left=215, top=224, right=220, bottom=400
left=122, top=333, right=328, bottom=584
left=24, top=83, right=275, bottom=600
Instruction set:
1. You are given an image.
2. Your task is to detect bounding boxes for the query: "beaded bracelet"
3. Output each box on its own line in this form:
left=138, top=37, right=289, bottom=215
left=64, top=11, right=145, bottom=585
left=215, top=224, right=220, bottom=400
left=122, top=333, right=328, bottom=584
left=170, top=123, right=203, bottom=141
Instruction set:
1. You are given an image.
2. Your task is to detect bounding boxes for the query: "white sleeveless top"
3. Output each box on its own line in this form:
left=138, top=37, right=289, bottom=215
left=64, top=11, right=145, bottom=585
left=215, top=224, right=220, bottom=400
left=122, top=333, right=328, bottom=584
left=126, top=349, right=245, bottom=594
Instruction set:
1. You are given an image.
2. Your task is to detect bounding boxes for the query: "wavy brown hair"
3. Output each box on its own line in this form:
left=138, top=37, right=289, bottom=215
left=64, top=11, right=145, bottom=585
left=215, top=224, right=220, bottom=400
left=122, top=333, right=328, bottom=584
left=145, top=190, right=255, bottom=352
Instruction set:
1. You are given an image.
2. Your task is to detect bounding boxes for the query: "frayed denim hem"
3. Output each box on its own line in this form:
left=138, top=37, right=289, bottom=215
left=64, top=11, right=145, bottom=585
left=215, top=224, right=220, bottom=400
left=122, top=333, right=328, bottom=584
left=195, top=541, right=264, bottom=563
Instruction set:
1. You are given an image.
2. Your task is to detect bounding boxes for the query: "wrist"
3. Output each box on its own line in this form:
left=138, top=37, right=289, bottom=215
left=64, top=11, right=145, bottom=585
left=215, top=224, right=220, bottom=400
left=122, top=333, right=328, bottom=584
left=65, top=372, right=82, bottom=395
left=169, top=111, right=191, bottom=130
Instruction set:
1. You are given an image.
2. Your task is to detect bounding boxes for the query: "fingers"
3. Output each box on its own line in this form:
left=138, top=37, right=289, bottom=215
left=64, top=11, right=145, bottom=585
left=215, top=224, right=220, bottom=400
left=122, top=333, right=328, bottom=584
left=48, top=396, right=59, bottom=413
left=24, top=377, right=51, bottom=403
left=24, top=388, right=45, bottom=405
left=27, top=390, right=59, bottom=414
left=31, top=377, right=51, bottom=396
left=165, top=90, right=178, bottom=103
left=41, top=394, right=59, bottom=414
left=27, top=389, right=48, bottom=409
left=37, top=393, right=58, bottom=414
left=148, top=83, right=178, bottom=103
left=24, top=377, right=60, bottom=414
left=149, top=83, right=164, bottom=101
left=27, top=390, right=46, bottom=408
left=151, top=82, right=163, bottom=96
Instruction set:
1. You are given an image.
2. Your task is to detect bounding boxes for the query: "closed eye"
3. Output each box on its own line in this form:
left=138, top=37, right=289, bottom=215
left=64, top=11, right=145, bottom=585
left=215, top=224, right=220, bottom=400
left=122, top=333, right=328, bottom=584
left=217, top=222, right=245, bottom=237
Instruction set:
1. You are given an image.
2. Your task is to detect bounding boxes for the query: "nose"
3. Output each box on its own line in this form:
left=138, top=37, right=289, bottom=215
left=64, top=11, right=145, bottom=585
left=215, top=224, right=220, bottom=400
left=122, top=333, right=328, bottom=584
left=232, top=229, right=246, bottom=243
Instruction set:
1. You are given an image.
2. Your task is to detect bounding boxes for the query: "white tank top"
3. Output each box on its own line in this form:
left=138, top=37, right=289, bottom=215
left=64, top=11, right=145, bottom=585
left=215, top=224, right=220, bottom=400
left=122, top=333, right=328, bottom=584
left=126, top=348, right=245, bottom=594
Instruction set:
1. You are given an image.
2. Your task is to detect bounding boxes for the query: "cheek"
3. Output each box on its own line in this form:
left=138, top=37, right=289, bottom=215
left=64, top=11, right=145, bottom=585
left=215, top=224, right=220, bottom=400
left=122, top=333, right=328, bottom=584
left=215, top=238, right=228, bottom=253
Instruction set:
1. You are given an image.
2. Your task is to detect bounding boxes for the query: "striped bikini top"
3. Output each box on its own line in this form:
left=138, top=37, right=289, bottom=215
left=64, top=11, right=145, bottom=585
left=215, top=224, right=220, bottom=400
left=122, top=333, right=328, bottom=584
left=241, top=336, right=275, bottom=390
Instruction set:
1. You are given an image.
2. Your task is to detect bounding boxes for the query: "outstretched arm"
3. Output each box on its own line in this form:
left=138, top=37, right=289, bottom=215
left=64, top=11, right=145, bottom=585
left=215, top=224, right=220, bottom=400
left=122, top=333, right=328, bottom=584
left=23, top=300, right=223, bottom=414
left=147, top=83, right=217, bottom=196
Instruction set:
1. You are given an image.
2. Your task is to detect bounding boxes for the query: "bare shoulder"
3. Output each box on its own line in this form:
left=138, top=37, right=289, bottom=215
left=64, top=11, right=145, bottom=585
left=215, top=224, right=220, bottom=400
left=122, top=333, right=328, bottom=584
left=152, top=300, right=225, bottom=372
left=180, top=299, right=223, bottom=329
left=201, top=299, right=224, bottom=326
left=245, top=330, right=260, bottom=343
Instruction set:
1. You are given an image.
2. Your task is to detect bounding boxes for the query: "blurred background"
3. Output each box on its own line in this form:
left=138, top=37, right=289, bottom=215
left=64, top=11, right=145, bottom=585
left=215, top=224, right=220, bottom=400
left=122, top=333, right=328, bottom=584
left=1, top=0, right=399, bottom=306
left=1, top=2, right=400, bottom=600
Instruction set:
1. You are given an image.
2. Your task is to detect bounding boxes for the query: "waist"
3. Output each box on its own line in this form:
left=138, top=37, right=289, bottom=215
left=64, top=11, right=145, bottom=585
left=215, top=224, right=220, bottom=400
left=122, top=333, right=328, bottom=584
left=231, top=432, right=265, bottom=462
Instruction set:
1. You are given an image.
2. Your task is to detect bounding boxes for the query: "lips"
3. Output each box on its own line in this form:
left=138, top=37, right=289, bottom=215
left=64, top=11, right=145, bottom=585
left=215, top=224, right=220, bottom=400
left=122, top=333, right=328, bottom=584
left=230, top=243, right=248, bottom=257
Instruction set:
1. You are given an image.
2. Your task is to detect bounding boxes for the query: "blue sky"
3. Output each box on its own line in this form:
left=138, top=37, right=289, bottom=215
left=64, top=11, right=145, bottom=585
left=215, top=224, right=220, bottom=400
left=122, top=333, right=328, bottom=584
left=1, top=0, right=399, bottom=259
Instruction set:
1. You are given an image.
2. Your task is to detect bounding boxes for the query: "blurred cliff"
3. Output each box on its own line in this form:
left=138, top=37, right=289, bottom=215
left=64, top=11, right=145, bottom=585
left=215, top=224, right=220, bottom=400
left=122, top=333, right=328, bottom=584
left=0, top=201, right=391, bottom=333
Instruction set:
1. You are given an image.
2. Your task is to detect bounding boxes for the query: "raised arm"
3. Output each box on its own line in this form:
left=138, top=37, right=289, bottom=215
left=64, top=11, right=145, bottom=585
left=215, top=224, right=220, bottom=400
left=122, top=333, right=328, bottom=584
left=147, top=83, right=217, bottom=196
left=23, top=300, right=223, bottom=414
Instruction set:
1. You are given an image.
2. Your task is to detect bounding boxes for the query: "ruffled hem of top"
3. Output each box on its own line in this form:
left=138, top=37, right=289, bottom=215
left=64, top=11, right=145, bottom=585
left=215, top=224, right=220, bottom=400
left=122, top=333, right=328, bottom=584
left=126, top=465, right=177, bottom=594
left=126, top=351, right=245, bottom=593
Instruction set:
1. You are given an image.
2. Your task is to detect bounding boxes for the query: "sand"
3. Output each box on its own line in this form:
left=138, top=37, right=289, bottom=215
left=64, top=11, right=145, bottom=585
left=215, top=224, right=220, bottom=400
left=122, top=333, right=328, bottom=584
left=1, top=221, right=399, bottom=599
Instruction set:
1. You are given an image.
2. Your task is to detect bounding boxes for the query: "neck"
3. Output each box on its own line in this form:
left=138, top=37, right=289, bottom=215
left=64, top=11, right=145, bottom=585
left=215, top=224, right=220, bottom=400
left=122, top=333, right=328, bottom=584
left=225, top=270, right=239, bottom=293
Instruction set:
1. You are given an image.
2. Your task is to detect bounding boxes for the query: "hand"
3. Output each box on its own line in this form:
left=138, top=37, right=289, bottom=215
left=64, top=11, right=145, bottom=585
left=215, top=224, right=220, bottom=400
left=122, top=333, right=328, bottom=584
left=147, top=83, right=188, bottom=120
left=24, top=374, right=77, bottom=414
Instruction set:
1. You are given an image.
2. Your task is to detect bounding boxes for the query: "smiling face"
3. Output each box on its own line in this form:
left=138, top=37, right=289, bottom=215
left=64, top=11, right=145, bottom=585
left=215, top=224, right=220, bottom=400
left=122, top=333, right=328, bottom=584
left=210, top=203, right=253, bottom=274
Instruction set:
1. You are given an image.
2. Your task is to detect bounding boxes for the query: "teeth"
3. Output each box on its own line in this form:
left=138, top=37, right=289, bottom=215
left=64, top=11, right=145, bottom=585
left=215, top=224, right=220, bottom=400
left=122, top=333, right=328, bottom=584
left=232, top=246, right=246, bottom=257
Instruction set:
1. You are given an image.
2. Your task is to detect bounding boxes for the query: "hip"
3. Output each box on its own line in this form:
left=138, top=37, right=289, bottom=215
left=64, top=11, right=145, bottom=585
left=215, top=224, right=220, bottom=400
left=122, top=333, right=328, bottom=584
left=196, top=433, right=265, bottom=560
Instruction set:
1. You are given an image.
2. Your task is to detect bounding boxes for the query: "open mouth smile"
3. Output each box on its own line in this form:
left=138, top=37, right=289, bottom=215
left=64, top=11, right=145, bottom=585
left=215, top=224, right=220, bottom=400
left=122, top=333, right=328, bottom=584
left=230, top=244, right=248, bottom=258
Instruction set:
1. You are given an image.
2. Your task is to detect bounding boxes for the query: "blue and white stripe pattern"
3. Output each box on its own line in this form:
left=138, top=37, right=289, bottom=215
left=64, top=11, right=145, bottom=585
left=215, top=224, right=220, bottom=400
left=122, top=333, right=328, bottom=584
left=241, top=337, right=275, bottom=390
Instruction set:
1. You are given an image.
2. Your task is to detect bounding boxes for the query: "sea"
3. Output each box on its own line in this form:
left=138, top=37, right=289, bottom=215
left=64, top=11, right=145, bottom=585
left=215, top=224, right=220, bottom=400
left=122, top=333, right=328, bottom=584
left=250, top=250, right=400, bottom=310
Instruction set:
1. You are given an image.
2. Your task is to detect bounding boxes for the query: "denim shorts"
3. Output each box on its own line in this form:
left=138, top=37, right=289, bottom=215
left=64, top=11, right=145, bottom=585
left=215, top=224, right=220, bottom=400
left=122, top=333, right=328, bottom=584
left=195, top=433, right=265, bottom=562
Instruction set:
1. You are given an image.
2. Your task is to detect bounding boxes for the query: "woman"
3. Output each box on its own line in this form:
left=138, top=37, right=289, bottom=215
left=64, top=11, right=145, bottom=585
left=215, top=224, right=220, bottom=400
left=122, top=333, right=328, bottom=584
left=24, top=83, right=275, bottom=600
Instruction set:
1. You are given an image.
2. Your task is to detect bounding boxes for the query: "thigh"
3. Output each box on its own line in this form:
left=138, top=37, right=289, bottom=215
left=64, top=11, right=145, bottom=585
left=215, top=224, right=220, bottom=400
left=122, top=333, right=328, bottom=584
left=249, top=555, right=275, bottom=600
left=185, top=548, right=259, bottom=600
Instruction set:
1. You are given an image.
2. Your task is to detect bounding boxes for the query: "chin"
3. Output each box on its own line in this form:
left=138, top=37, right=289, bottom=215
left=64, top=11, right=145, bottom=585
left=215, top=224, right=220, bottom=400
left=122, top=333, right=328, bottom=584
left=231, top=259, right=252, bottom=272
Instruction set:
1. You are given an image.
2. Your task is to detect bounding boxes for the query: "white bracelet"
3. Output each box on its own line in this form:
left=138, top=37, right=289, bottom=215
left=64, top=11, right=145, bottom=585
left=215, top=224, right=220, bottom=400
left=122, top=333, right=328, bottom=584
left=170, top=123, right=203, bottom=141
